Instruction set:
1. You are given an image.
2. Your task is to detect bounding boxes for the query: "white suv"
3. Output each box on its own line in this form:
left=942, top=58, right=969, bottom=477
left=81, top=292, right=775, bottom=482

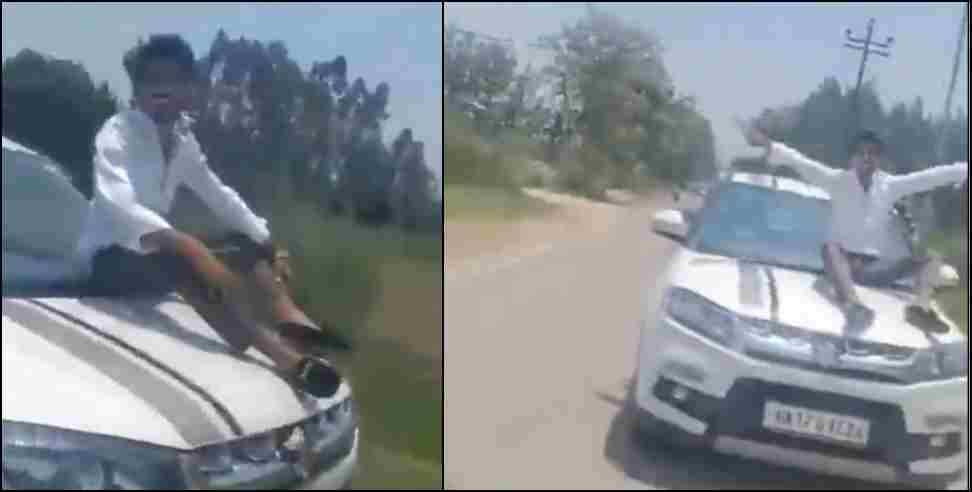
left=2, top=137, right=358, bottom=490
left=634, top=171, right=967, bottom=488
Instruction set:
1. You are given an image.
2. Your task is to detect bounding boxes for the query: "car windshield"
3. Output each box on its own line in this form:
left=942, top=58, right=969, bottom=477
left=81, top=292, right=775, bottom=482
left=688, top=182, right=831, bottom=273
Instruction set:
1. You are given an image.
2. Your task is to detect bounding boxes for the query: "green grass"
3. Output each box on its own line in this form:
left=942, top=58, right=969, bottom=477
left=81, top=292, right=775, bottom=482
left=445, top=185, right=553, bottom=222
left=166, top=178, right=444, bottom=488
left=261, top=203, right=442, bottom=489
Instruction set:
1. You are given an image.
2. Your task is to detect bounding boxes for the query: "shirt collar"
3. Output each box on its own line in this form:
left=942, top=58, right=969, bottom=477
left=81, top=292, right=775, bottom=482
left=125, top=109, right=194, bottom=140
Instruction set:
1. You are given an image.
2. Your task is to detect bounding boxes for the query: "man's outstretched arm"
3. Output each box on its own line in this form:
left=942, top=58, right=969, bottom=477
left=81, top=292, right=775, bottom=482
left=887, top=162, right=968, bottom=201
left=181, top=135, right=273, bottom=251
left=736, top=118, right=841, bottom=190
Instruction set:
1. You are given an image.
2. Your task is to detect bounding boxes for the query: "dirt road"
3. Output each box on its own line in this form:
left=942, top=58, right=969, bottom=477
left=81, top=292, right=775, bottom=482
left=444, top=190, right=968, bottom=490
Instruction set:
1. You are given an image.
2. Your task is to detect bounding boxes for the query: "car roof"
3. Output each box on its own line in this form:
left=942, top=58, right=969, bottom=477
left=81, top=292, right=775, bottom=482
left=726, top=171, right=831, bottom=201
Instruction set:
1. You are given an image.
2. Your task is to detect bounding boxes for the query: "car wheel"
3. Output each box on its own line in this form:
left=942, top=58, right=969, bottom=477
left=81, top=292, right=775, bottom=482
left=903, top=472, right=964, bottom=491
left=633, top=408, right=708, bottom=452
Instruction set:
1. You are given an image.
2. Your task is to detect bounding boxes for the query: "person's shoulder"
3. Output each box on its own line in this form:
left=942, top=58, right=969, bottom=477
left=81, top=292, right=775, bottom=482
left=97, top=110, right=148, bottom=138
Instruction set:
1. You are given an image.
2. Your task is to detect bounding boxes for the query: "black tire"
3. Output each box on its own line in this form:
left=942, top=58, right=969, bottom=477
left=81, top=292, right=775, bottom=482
left=632, top=408, right=708, bottom=451
left=902, top=472, right=964, bottom=491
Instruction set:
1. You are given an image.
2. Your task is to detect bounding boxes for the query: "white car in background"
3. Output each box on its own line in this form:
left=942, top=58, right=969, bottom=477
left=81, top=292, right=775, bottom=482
left=634, top=171, right=968, bottom=488
left=2, top=137, right=358, bottom=490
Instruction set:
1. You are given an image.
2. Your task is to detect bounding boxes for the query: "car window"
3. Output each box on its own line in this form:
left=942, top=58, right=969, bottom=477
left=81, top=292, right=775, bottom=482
left=688, top=182, right=832, bottom=272
left=2, top=140, right=90, bottom=296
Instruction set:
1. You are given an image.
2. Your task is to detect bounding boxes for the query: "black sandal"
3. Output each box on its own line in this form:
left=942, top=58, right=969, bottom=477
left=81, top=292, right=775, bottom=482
left=844, top=302, right=876, bottom=331
left=289, top=356, right=343, bottom=399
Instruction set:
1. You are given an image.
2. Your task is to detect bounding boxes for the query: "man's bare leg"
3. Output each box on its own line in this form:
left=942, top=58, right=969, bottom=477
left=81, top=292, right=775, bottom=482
left=822, top=242, right=876, bottom=329
left=144, top=230, right=304, bottom=371
left=913, top=254, right=941, bottom=311
left=822, top=242, right=862, bottom=306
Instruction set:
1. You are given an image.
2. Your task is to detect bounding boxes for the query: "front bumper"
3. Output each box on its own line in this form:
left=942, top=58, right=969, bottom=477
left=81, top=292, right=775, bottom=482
left=299, top=430, right=358, bottom=490
left=633, top=316, right=968, bottom=484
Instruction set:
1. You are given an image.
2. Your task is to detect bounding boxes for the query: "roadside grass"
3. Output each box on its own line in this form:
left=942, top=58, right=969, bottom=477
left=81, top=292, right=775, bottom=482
left=270, top=205, right=442, bottom=488
left=445, top=185, right=554, bottom=222
left=927, top=231, right=968, bottom=334
left=258, top=203, right=442, bottom=489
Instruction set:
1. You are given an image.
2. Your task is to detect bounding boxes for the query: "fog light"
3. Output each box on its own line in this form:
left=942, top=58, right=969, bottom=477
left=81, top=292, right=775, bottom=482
left=671, top=384, right=690, bottom=403
left=929, top=435, right=948, bottom=449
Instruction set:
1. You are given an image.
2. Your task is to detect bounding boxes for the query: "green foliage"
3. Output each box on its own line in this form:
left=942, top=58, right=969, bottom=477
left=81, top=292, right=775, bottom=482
left=4, top=33, right=440, bottom=233
left=2, top=50, right=118, bottom=197
left=444, top=106, right=519, bottom=189
left=446, top=7, right=719, bottom=199
left=444, top=23, right=517, bottom=116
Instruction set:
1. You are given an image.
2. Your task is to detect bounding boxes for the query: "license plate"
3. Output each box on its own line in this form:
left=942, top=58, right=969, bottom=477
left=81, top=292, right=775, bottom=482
left=763, top=401, right=871, bottom=447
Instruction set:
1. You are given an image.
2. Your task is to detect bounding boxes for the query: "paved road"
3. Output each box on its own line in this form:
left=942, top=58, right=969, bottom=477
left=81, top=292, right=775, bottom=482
left=444, top=200, right=968, bottom=490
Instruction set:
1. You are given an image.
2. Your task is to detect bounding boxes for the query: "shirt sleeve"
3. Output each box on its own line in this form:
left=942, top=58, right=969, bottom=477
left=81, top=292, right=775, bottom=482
left=182, top=136, right=271, bottom=244
left=93, top=122, right=173, bottom=254
left=766, top=142, right=842, bottom=191
left=886, top=162, right=969, bottom=201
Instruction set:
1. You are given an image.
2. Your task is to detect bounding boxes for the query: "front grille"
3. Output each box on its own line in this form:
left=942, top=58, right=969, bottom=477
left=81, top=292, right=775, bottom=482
left=746, top=349, right=908, bottom=385
left=713, top=379, right=905, bottom=462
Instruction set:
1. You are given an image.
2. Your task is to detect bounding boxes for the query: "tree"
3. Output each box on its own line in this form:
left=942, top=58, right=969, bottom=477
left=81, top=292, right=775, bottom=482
left=533, top=5, right=717, bottom=190
left=2, top=49, right=118, bottom=197
left=444, top=24, right=517, bottom=130
left=5, top=34, right=440, bottom=233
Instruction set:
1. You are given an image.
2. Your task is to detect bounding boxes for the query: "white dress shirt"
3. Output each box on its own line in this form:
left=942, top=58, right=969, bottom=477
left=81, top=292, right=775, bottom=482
left=767, top=142, right=968, bottom=259
left=75, top=110, right=271, bottom=269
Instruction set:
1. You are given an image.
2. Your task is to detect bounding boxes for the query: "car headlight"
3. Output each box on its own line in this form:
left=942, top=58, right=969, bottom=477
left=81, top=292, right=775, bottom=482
left=3, top=397, right=358, bottom=490
left=904, top=349, right=943, bottom=384
left=1, top=421, right=185, bottom=490
left=665, top=288, right=738, bottom=347
left=900, top=344, right=968, bottom=384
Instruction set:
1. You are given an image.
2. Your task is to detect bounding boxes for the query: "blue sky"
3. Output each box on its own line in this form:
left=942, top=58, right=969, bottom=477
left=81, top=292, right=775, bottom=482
left=2, top=2, right=443, bottom=182
left=445, top=2, right=969, bottom=166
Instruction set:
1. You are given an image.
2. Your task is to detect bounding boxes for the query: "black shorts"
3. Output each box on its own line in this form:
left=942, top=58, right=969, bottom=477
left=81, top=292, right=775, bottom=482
left=88, top=246, right=189, bottom=298
left=87, top=235, right=268, bottom=298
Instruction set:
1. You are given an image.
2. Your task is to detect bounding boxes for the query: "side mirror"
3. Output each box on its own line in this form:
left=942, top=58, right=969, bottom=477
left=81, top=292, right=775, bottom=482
left=935, top=264, right=961, bottom=290
left=653, top=209, right=689, bottom=242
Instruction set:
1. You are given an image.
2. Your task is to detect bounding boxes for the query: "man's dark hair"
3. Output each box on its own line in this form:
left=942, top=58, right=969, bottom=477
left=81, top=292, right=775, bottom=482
left=123, top=34, right=196, bottom=89
left=849, top=129, right=885, bottom=155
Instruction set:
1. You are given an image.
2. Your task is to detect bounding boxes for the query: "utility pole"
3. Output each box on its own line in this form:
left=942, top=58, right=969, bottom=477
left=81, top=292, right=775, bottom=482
left=938, top=3, right=968, bottom=165
left=844, top=18, right=894, bottom=136
left=926, top=2, right=970, bottom=232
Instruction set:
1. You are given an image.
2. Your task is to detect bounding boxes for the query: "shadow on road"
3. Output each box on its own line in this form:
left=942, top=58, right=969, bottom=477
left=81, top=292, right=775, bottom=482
left=599, top=383, right=913, bottom=491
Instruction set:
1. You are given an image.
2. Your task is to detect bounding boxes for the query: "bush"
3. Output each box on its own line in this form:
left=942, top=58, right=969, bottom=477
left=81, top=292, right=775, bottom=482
left=444, top=128, right=518, bottom=189
left=556, top=145, right=612, bottom=200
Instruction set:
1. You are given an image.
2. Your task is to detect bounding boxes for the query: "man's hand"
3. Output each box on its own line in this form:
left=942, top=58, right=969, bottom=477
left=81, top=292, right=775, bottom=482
left=143, top=229, right=243, bottom=303
left=735, top=116, right=771, bottom=150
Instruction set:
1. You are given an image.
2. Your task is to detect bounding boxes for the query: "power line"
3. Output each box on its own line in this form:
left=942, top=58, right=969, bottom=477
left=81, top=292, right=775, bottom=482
left=843, top=18, right=894, bottom=135
left=451, top=28, right=514, bottom=48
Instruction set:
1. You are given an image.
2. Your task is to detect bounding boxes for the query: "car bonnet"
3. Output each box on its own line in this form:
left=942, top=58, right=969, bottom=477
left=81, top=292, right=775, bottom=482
left=2, top=297, right=340, bottom=450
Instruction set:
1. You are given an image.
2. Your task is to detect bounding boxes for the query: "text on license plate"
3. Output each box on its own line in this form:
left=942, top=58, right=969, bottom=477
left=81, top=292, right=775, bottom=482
left=763, top=401, right=871, bottom=447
